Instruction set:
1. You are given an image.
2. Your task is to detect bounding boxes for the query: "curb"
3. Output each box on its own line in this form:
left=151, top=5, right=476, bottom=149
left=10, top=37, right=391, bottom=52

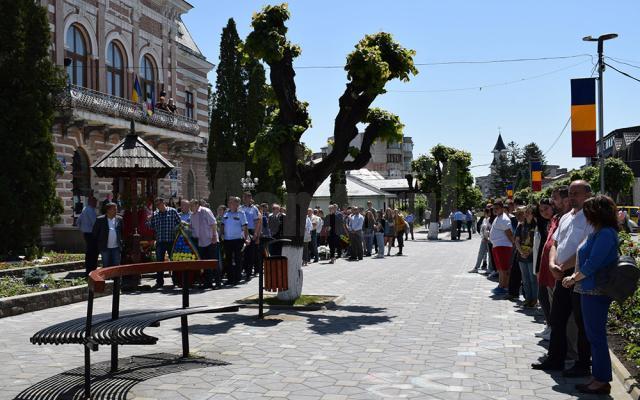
left=237, top=294, right=346, bottom=311
left=611, top=348, right=640, bottom=399
left=0, top=283, right=113, bottom=318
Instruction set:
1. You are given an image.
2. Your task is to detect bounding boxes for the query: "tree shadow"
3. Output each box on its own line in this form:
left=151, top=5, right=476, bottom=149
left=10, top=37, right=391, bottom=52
left=182, top=305, right=392, bottom=336
left=13, top=353, right=228, bottom=400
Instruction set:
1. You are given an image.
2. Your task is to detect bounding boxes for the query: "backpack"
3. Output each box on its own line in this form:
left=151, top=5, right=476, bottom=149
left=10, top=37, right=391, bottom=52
left=599, top=255, right=640, bottom=303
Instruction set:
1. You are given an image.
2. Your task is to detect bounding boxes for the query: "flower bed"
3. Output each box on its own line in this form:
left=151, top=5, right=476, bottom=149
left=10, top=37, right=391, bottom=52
left=0, top=275, right=86, bottom=298
left=608, top=232, right=640, bottom=379
left=0, top=252, right=84, bottom=271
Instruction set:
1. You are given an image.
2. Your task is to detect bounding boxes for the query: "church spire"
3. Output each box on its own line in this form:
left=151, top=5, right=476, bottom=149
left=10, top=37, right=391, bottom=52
left=493, top=131, right=506, bottom=152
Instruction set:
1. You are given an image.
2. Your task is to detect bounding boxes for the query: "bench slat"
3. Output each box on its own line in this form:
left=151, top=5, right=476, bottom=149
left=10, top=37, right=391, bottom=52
left=30, top=305, right=239, bottom=346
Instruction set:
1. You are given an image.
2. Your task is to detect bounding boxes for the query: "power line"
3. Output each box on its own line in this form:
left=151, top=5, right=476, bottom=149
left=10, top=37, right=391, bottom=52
left=606, top=56, right=640, bottom=68
left=56, top=53, right=594, bottom=72
left=295, top=54, right=593, bottom=69
left=543, top=117, right=571, bottom=157
left=387, top=60, right=589, bottom=93
left=604, top=62, right=640, bottom=84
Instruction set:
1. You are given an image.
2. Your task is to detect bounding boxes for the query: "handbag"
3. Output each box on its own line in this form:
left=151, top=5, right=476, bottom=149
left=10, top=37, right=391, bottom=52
left=596, top=255, right=640, bottom=303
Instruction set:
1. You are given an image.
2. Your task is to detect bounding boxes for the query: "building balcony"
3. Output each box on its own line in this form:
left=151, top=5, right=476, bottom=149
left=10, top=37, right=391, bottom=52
left=56, top=85, right=201, bottom=141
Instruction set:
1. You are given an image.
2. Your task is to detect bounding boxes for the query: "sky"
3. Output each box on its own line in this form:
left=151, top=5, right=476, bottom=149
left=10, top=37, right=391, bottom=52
left=182, top=0, right=640, bottom=178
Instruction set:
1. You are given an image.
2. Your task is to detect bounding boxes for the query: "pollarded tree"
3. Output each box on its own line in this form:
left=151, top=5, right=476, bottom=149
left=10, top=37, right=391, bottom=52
left=245, top=4, right=417, bottom=300
left=412, top=145, right=472, bottom=239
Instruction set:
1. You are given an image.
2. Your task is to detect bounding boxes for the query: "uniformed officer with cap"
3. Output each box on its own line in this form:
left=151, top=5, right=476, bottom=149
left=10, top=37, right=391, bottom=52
left=240, top=192, right=262, bottom=281
left=220, top=196, right=249, bottom=285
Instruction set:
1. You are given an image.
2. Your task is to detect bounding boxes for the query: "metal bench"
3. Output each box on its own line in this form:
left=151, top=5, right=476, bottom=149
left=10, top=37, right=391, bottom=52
left=30, top=260, right=239, bottom=399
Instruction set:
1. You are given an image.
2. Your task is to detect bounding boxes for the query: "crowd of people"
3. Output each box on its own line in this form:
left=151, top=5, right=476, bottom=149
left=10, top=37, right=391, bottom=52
left=468, top=180, right=621, bottom=395
left=77, top=194, right=415, bottom=289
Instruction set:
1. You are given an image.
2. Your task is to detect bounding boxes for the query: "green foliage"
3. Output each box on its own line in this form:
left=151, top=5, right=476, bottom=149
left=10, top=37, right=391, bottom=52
left=490, top=141, right=547, bottom=197
left=412, top=144, right=476, bottom=219
left=364, top=108, right=404, bottom=143
left=609, top=232, right=640, bottom=367
left=22, top=268, right=47, bottom=285
left=346, top=32, right=418, bottom=94
left=569, top=158, right=634, bottom=199
left=244, top=4, right=301, bottom=64
left=0, top=0, right=65, bottom=257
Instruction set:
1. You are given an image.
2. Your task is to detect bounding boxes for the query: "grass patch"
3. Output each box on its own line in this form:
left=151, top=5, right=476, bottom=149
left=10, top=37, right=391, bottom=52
left=0, top=276, right=86, bottom=298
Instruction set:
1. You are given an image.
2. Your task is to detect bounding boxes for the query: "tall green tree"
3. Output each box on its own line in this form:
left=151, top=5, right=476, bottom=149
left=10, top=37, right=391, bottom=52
left=245, top=4, right=417, bottom=299
left=244, top=59, right=284, bottom=196
left=208, top=18, right=246, bottom=205
left=412, top=145, right=474, bottom=236
left=571, top=159, right=634, bottom=201
left=0, top=0, right=65, bottom=257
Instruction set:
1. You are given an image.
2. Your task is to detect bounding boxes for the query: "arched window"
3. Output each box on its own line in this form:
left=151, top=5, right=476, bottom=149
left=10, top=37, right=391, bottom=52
left=140, top=55, right=156, bottom=105
left=65, top=25, right=88, bottom=87
left=187, top=170, right=195, bottom=199
left=106, top=41, right=124, bottom=97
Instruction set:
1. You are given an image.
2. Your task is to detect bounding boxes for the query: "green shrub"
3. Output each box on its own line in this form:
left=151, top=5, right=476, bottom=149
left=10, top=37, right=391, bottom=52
left=22, top=268, right=47, bottom=285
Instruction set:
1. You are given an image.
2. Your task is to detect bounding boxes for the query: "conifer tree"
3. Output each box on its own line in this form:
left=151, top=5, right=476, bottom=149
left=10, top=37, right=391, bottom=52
left=208, top=18, right=246, bottom=205
left=0, top=0, right=65, bottom=257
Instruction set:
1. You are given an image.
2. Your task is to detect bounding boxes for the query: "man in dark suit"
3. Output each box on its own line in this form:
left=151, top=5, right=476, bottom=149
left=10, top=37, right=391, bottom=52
left=92, top=202, right=123, bottom=268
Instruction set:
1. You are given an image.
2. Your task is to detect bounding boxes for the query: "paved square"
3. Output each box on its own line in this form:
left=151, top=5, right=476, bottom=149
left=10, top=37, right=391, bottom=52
left=0, top=233, right=631, bottom=399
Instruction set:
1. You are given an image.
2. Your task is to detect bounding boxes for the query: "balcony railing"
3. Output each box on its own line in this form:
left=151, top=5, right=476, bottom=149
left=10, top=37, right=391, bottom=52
left=57, top=84, right=200, bottom=136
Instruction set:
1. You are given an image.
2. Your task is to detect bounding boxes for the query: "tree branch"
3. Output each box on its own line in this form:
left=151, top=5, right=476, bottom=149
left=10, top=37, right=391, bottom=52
left=341, top=124, right=379, bottom=170
left=268, top=50, right=309, bottom=130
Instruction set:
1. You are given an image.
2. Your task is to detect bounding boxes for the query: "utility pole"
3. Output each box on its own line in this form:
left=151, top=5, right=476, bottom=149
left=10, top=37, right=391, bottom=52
left=583, top=33, right=618, bottom=194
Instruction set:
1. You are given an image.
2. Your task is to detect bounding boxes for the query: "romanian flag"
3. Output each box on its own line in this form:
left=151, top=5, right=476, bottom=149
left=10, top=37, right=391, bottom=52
left=132, top=75, right=143, bottom=103
left=506, top=184, right=514, bottom=199
left=531, top=161, right=543, bottom=192
left=570, top=78, right=597, bottom=157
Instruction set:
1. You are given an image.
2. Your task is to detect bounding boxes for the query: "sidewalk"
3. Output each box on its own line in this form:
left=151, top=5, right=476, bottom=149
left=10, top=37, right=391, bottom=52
left=0, top=232, right=630, bottom=399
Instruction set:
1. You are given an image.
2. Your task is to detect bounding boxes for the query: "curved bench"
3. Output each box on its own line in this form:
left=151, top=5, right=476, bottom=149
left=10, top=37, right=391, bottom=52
left=29, top=260, right=239, bottom=399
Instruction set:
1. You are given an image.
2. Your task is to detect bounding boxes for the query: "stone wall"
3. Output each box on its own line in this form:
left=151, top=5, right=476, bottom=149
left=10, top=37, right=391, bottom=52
left=0, top=283, right=112, bottom=318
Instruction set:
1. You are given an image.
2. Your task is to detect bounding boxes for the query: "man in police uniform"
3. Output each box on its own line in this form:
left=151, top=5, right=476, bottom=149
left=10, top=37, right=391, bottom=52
left=240, top=192, right=262, bottom=281
left=220, top=196, right=249, bottom=285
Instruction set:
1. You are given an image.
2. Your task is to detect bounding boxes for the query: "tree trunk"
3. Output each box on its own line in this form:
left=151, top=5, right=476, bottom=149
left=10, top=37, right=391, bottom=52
left=428, top=222, right=440, bottom=240
left=276, top=244, right=304, bottom=301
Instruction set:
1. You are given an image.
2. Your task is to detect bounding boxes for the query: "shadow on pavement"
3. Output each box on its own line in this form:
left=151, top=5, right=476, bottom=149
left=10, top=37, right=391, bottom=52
left=13, top=353, right=228, bottom=400
left=184, top=305, right=392, bottom=336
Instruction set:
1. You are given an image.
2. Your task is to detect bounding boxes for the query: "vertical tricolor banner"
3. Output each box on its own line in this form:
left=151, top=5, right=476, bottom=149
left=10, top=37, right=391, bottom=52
left=570, top=78, right=597, bottom=157
left=531, top=161, right=543, bottom=192
left=506, top=184, right=514, bottom=199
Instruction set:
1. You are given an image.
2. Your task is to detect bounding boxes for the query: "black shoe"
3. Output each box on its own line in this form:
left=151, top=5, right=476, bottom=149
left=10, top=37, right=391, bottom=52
left=576, top=383, right=610, bottom=395
left=562, top=364, right=591, bottom=378
left=531, top=360, right=564, bottom=371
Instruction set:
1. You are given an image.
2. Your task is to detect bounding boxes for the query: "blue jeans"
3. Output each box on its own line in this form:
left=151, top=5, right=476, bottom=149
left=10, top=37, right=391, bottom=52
left=518, top=260, right=537, bottom=302
left=582, top=294, right=613, bottom=382
left=364, top=229, right=374, bottom=256
left=155, top=241, right=173, bottom=285
left=101, top=247, right=121, bottom=268
left=474, top=239, right=489, bottom=269
left=374, top=232, right=385, bottom=257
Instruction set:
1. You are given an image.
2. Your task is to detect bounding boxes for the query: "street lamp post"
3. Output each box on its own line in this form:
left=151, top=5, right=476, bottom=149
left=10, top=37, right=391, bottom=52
left=583, top=33, right=618, bottom=194
left=240, top=170, right=259, bottom=193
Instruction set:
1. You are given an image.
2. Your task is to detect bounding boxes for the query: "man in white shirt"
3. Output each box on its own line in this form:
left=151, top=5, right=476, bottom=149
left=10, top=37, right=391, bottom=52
left=190, top=199, right=220, bottom=289
left=533, top=180, right=593, bottom=377
left=489, top=200, right=514, bottom=295
left=348, top=206, right=365, bottom=261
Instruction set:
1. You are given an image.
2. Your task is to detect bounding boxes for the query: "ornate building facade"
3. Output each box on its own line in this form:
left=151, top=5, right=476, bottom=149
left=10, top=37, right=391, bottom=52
left=40, top=0, right=212, bottom=249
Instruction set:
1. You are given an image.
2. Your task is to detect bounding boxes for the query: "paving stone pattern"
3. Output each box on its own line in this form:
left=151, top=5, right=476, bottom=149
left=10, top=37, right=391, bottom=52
left=0, top=232, right=631, bottom=399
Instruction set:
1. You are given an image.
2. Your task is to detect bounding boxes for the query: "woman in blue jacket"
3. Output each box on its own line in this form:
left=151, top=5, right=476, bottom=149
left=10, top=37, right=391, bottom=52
left=562, top=195, right=619, bottom=395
